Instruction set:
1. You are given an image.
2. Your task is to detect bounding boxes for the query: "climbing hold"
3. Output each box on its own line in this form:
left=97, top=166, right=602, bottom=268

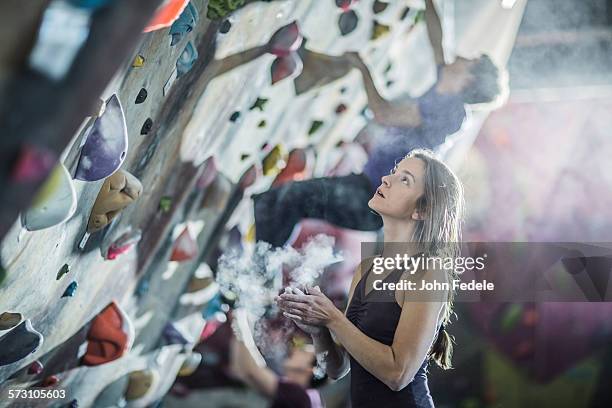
left=186, top=275, right=214, bottom=293
left=176, top=41, right=198, bottom=77
left=262, top=145, right=284, bottom=176
left=159, top=196, right=172, bottom=213
left=68, top=0, right=112, bottom=10
left=144, top=0, right=191, bottom=33
left=56, top=264, right=70, bottom=280
left=105, top=229, right=142, bottom=260
left=371, top=21, right=391, bottom=40
left=178, top=352, right=202, bottom=376
left=75, top=94, right=128, bottom=182
left=267, top=21, right=302, bottom=57
left=229, top=111, right=240, bottom=122
left=62, top=281, right=78, bottom=298
left=239, top=164, right=258, bottom=189
left=0, top=264, right=6, bottom=287
left=413, top=9, right=425, bottom=24
left=170, top=2, right=199, bottom=46
left=308, top=120, right=324, bottom=135
left=372, top=0, right=388, bottom=14
left=207, top=0, right=246, bottom=21
left=163, top=323, right=189, bottom=345
left=135, top=88, right=147, bottom=104
left=249, top=97, right=269, bottom=112
left=271, top=53, right=303, bottom=85
left=386, top=80, right=394, bottom=88
left=82, top=301, right=134, bottom=366
left=257, top=120, right=267, bottom=128
left=400, top=7, right=411, bottom=20
left=141, top=118, right=153, bottom=135
left=196, top=157, right=218, bottom=190
left=0, top=319, right=44, bottom=366
left=170, top=227, right=198, bottom=262
left=126, top=369, right=159, bottom=401
left=132, top=54, right=145, bottom=67
left=41, top=375, right=59, bottom=387
left=240, top=153, right=250, bottom=161
left=339, top=86, right=348, bottom=94
left=338, top=10, right=359, bottom=36
left=335, top=103, right=348, bottom=114
left=219, top=19, right=231, bottom=33
left=87, top=170, right=142, bottom=234
left=272, top=148, right=309, bottom=187
left=335, top=0, right=355, bottom=11
left=163, top=68, right=178, bottom=96
left=21, top=164, right=77, bottom=231
left=136, top=279, right=149, bottom=297
left=10, top=144, right=57, bottom=184
left=68, top=399, right=79, bottom=408
left=28, top=360, right=44, bottom=375
left=384, top=62, right=392, bottom=74
left=0, top=312, right=22, bottom=330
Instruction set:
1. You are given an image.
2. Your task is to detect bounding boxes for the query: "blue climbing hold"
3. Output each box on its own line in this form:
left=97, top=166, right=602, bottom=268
left=176, top=42, right=198, bottom=77
left=62, top=281, right=78, bottom=298
left=170, top=2, right=199, bottom=46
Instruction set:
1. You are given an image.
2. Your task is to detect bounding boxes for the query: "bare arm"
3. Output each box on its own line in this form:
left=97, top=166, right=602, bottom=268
left=230, top=336, right=279, bottom=398
left=425, top=0, right=446, bottom=65
left=209, top=45, right=269, bottom=78
left=345, top=52, right=421, bottom=128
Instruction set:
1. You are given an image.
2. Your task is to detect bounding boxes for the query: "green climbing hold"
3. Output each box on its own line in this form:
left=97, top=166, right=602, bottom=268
left=308, top=120, right=324, bottom=135
left=249, top=97, right=269, bottom=112
left=413, top=9, right=425, bottom=24
left=159, top=196, right=172, bottom=213
left=56, top=264, right=70, bottom=280
left=258, top=120, right=267, bottom=128
left=207, top=0, right=246, bottom=21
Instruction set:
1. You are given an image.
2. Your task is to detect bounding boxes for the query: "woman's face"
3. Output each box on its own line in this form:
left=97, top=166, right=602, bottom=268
left=368, top=157, right=426, bottom=221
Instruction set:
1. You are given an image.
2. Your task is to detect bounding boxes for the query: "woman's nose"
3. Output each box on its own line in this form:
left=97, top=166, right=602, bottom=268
left=381, top=175, right=391, bottom=187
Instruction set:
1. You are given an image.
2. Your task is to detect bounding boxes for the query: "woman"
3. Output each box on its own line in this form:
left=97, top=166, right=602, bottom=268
left=276, top=149, right=464, bottom=407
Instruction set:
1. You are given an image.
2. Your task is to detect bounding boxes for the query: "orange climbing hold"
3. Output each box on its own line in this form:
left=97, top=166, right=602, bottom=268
left=144, top=0, right=191, bottom=33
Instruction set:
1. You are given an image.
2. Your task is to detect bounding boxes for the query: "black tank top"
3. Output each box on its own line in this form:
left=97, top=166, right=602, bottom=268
left=346, top=266, right=435, bottom=408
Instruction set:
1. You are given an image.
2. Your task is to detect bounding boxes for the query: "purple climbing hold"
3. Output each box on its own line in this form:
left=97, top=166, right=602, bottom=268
left=75, top=94, right=128, bottom=182
left=0, top=320, right=43, bottom=366
left=62, top=281, right=78, bottom=298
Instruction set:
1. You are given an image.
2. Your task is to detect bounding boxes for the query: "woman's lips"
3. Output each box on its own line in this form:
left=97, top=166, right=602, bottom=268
left=376, top=188, right=385, bottom=198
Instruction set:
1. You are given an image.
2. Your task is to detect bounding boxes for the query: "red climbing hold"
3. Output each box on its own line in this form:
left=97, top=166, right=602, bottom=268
left=170, top=227, right=198, bottom=262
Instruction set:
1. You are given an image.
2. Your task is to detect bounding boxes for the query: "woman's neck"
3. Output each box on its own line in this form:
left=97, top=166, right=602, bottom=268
left=381, top=220, right=422, bottom=258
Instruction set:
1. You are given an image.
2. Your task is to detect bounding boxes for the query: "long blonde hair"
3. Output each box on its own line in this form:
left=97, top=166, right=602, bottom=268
left=405, top=149, right=464, bottom=369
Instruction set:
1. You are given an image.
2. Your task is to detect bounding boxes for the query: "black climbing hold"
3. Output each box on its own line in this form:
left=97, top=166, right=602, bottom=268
left=249, top=97, right=269, bottom=112
left=308, top=120, right=324, bottom=135
left=229, top=111, right=241, bottom=122
left=257, top=120, right=267, bottom=128
left=135, top=88, right=147, bottom=104
left=338, top=10, right=359, bottom=36
left=0, top=264, right=6, bottom=287
left=384, top=63, right=392, bottom=74
left=141, top=118, right=153, bottom=135
left=373, top=0, right=388, bottom=14
left=260, top=143, right=269, bottom=151
left=339, top=87, right=348, bottom=94
left=0, top=320, right=43, bottom=366
left=400, top=7, right=411, bottom=20
left=240, top=153, right=250, bottom=161
left=386, top=80, right=394, bottom=88
left=220, top=19, right=232, bottom=33
left=56, top=264, right=70, bottom=280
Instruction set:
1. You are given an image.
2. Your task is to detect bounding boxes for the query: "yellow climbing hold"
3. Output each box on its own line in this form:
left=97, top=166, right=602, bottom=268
left=132, top=55, right=145, bottom=68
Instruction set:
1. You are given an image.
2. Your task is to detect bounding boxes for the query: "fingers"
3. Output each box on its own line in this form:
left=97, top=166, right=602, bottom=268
left=283, top=312, right=302, bottom=321
left=279, top=293, right=310, bottom=303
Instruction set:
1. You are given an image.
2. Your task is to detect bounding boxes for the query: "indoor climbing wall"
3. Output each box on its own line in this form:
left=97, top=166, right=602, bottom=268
left=0, top=0, right=441, bottom=406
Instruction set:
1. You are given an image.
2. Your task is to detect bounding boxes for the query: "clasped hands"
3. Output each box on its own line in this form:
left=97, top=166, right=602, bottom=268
left=275, top=286, right=343, bottom=333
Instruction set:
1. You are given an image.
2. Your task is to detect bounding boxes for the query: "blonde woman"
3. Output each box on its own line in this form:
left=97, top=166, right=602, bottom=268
left=277, top=149, right=464, bottom=407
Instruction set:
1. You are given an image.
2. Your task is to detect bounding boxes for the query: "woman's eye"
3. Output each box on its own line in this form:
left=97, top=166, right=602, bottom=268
left=402, top=177, right=409, bottom=185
